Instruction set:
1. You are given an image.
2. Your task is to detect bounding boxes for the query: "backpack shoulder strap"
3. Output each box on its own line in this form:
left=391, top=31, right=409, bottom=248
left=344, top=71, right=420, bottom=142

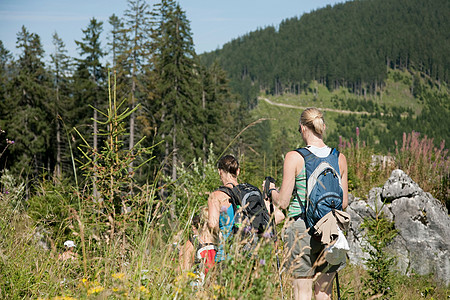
left=295, top=147, right=313, bottom=159
left=217, top=185, right=242, bottom=208
left=217, top=185, right=233, bottom=197
left=330, top=146, right=340, bottom=162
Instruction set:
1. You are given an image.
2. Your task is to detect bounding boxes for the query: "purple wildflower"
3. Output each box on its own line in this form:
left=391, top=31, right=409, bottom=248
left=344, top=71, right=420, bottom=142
left=243, top=226, right=252, bottom=234
left=262, top=231, right=272, bottom=239
left=259, top=259, right=266, bottom=266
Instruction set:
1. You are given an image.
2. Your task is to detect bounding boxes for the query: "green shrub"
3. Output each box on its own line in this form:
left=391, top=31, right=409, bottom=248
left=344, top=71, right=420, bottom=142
left=361, top=201, right=398, bottom=298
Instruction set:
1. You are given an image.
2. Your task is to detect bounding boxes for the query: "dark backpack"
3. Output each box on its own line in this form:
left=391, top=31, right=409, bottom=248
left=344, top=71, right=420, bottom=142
left=218, top=183, right=270, bottom=234
left=295, top=147, right=343, bottom=229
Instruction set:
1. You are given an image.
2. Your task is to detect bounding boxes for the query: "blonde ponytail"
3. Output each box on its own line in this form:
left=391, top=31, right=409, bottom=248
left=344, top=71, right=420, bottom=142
left=300, top=108, right=325, bottom=136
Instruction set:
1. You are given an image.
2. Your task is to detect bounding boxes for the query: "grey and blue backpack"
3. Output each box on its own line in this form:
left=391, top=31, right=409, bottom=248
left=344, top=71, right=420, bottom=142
left=295, top=147, right=343, bottom=229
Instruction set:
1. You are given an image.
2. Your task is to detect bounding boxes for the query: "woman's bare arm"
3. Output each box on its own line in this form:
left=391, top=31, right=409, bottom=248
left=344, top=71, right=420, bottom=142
left=339, top=153, right=349, bottom=210
left=271, top=151, right=303, bottom=210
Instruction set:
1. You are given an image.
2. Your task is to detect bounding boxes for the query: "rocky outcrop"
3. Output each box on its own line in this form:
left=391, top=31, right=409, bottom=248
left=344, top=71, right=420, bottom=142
left=346, top=169, right=450, bottom=286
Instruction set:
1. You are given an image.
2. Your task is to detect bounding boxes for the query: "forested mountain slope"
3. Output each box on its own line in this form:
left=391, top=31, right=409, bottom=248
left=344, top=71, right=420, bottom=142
left=200, top=0, right=449, bottom=97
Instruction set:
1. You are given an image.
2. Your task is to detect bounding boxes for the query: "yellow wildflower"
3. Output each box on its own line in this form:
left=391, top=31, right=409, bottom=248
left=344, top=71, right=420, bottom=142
left=139, top=286, right=149, bottom=293
left=87, top=286, right=104, bottom=295
left=213, top=284, right=225, bottom=294
left=187, top=272, right=197, bottom=279
left=78, top=278, right=89, bottom=288
left=112, top=272, right=125, bottom=280
left=112, top=287, right=119, bottom=292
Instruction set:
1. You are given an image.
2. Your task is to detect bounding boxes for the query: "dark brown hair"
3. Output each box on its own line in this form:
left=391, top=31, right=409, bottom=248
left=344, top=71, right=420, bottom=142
left=217, top=154, right=239, bottom=177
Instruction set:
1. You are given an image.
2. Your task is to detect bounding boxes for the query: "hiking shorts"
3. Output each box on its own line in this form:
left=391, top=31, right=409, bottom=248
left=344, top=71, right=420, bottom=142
left=283, top=218, right=340, bottom=278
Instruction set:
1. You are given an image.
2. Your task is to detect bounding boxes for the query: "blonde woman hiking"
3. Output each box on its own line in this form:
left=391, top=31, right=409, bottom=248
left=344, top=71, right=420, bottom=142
left=264, top=107, right=348, bottom=300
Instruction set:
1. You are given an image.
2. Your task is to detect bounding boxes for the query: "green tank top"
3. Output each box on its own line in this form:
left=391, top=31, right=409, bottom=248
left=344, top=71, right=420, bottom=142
left=288, top=167, right=306, bottom=218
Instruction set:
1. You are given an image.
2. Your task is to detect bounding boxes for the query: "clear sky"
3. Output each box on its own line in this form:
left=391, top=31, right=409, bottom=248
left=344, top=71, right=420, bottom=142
left=0, top=0, right=345, bottom=62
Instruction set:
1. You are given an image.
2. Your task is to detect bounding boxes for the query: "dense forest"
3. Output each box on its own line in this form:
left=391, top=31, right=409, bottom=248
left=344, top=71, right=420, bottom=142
left=201, top=0, right=449, bottom=97
left=0, top=0, right=247, bottom=191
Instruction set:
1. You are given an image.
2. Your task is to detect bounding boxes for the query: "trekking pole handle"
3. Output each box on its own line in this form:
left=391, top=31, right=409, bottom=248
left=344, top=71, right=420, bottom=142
left=263, top=176, right=276, bottom=200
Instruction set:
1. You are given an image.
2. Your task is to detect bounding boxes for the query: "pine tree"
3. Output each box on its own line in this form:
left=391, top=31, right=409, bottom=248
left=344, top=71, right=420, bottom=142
left=107, top=13, right=125, bottom=69
left=75, top=18, right=106, bottom=197
left=0, top=41, right=12, bottom=122
left=150, top=0, right=201, bottom=181
left=198, top=62, right=234, bottom=160
left=122, top=0, right=152, bottom=173
left=5, top=26, right=52, bottom=178
left=0, top=41, right=13, bottom=170
left=50, top=32, right=72, bottom=179
left=75, top=18, right=105, bottom=152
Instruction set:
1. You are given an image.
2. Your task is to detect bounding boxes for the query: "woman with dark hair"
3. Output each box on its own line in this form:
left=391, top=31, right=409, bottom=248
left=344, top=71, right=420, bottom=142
left=265, top=108, right=348, bottom=300
left=207, top=154, right=239, bottom=262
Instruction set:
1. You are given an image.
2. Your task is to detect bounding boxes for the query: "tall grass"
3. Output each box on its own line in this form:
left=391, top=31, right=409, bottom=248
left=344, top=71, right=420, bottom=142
left=0, top=79, right=449, bottom=298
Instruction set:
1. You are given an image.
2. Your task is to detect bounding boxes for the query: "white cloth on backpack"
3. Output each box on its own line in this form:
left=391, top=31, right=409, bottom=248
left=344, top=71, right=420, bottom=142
left=324, top=227, right=350, bottom=265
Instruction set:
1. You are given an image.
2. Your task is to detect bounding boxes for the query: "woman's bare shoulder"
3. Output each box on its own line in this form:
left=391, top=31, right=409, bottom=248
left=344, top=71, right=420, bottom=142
left=208, top=189, right=230, bottom=202
left=338, top=152, right=348, bottom=163
left=285, top=150, right=303, bottom=162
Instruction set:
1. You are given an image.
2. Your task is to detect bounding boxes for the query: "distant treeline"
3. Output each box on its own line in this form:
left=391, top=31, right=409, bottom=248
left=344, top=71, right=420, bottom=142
left=200, top=0, right=449, bottom=97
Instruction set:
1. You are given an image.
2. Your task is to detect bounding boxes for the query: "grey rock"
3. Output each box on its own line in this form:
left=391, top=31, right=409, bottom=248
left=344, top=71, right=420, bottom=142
left=381, top=169, right=423, bottom=202
left=347, top=169, right=450, bottom=286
